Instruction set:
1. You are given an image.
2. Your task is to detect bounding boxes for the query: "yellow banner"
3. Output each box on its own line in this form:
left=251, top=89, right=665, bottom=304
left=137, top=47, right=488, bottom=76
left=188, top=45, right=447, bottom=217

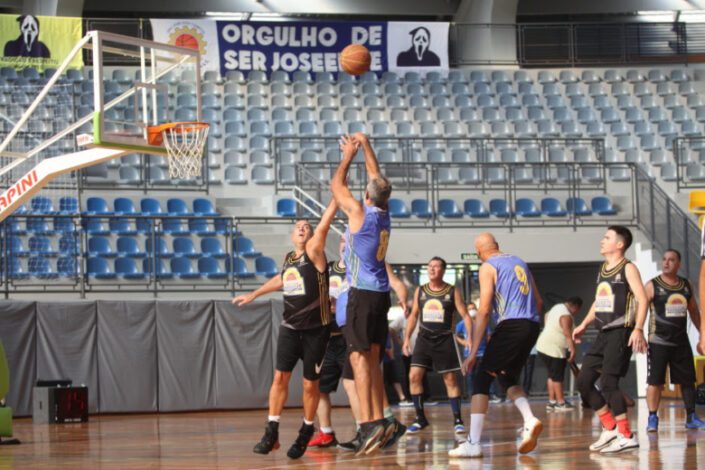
left=0, top=14, right=82, bottom=71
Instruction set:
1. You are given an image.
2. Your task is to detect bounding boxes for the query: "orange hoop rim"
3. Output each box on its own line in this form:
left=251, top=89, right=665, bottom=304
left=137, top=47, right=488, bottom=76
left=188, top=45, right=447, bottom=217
left=147, top=121, right=209, bottom=146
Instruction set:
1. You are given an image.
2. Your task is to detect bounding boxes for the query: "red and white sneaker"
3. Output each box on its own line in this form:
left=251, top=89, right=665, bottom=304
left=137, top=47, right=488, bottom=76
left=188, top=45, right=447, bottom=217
left=308, top=430, right=338, bottom=448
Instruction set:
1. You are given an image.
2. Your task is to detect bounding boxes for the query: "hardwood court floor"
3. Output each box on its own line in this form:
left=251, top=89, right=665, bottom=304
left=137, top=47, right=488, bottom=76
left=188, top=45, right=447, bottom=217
left=3, top=399, right=704, bottom=469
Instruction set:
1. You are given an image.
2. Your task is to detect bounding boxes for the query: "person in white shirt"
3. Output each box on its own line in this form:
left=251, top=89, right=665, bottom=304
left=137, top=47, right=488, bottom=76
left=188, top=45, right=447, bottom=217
left=536, top=297, right=583, bottom=411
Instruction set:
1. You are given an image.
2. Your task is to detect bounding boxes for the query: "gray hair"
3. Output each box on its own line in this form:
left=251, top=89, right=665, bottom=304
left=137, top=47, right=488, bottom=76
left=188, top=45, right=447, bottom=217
left=366, top=176, right=392, bottom=208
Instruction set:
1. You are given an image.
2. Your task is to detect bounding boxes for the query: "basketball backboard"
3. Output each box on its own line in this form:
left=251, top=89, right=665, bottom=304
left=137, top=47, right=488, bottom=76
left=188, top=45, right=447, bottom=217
left=77, top=30, right=202, bottom=155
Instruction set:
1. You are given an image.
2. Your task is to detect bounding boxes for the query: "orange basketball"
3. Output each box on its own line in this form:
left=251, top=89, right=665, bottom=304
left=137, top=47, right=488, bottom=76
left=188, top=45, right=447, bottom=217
left=340, top=44, right=371, bottom=76
left=175, top=34, right=199, bottom=51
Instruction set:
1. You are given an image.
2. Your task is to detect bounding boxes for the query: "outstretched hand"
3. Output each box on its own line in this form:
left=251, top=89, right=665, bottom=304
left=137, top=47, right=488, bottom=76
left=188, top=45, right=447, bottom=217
left=352, top=132, right=369, bottom=146
left=339, top=134, right=360, bottom=160
left=232, top=293, right=256, bottom=307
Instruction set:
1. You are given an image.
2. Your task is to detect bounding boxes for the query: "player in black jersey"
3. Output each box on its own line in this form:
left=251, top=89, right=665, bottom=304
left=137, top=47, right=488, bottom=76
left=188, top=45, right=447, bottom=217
left=573, top=226, right=648, bottom=454
left=232, top=198, right=337, bottom=460
left=644, top=249, right=705, bottom=431
left=402, top=257, right=472, bottom=435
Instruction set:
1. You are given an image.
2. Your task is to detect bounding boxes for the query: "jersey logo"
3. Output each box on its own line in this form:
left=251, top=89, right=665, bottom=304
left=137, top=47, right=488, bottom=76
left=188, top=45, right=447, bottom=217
left=282, top=267, right=306, bottom=296
left=613, top=273, right=623, bottom=284
left=665, top=293, right=688, bottom=318
left=422, top=299, right=445, bottom=323
left=595, top=281, right=615, bottom=313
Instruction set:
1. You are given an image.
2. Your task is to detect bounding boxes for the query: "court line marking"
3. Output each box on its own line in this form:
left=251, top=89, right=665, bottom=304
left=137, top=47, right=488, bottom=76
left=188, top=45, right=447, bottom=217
left=247, top=433, right=602, bottom=470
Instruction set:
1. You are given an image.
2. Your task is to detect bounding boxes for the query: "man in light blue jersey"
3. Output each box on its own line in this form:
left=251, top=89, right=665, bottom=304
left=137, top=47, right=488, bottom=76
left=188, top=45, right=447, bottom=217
left=450, top=233, right=543, bottom=459
left=331, top=132, right=393, bottom=456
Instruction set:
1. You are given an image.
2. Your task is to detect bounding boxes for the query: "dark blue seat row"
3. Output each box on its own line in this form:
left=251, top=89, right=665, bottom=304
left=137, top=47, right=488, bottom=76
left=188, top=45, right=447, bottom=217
left=84, top=197, right=218, bottom=216
left=387, top=196, right=618, bottom=218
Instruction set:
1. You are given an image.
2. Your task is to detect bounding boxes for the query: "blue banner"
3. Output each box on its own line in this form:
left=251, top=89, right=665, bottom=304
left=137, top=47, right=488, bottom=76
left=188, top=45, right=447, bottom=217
left=216, top=21, right=388, bottom=75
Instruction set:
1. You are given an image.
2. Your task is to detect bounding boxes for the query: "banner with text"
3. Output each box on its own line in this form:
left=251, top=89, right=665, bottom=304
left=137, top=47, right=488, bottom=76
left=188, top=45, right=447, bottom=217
left=151, top=19, right=448, bottom=75
left=0, top=14, right=82, bottom=71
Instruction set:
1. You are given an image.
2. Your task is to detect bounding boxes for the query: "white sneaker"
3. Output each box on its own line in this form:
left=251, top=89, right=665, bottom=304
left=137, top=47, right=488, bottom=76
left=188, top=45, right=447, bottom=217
left=599, top=433, right=639, bottom=454
left=448, top=440, right=483, bottom=458
left=589, top=427, right=620, bottom=451
left=518, top=418, right=543, bottom=454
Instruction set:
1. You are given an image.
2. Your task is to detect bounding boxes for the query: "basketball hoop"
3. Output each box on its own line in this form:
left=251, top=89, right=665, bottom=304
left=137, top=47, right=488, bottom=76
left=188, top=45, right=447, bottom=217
left=147, top=122, right=209, bottom=179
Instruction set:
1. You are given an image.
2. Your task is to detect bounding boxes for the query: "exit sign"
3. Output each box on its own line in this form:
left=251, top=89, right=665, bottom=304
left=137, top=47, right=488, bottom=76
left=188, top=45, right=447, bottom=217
left=461, top=253, right=479, bottom=261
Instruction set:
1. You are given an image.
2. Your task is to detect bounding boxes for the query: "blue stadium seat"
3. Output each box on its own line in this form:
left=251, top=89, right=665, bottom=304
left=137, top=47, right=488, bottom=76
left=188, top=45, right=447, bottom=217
left=83, top=218, right=110, bottom=235
left=109, top=217, right=137, bottom=235
left=201, top=237, right=227, bottom=259
left=162, top=218, right=189, bottom=236
left=277, top=198, right=297, bottom=217
left=113, top=197, right=138, bottom=215
left=8, top=258, right=29, bottom=279
left=29, top=256, right=58, bottom=279
left=489, top=199, right=510, bottom=218
left=199, top=257, right=228, bottom=279
left=87, top=257, right=117, bottom=279
left=214, top=217, right=234, bottom=235
left=88, top=237, right=116, bottom=258
left=30, top=196, right=54, bottom=214
left=57, top=257, right=77, bottom=277
left=4, top=217, right=26, bottom=235
left=591, top=196, right=617, bottom=215
left=255, top=256, right=279, bottom=278
left=230, top=256, right=255, bottom=278
left=464, top=199, right=490, bottom=218
left=59, top=197, right=78, bottom=214
left=515, top=198, right=541, bottom=217
left=189, top=218, right=216, bottom=236
left=171, top=257, right=201, bottom=279
left=234, top=237, right=261, bottom=258
left=53, top=216, right=75, bottom=233
left=411, top=199, right=432, bottom=219
left=541, top=198, right=568, bottom=217
left=6, top=237, right=29, bottom=261
left=173, top=237, right=200, bottom=258
left=438, top=199, right=463, bottom=218
left=115, top=257, right=146, bottom=280
left=146, top=237, right=173, bottom=259
left=143, top=258, right=173, bottom=279
left=167, top=198, right=192, bottom=216
left=117, top=237, right=146, bottom=258
left=566, top=197, right=592, bottom=216
left=28, top=236, right=57, bottom=256
left=140, top=198, right=164, bottom=215
left=84, top=196, right=113, bottom=215
left=388, top=199, right=411, bottom=218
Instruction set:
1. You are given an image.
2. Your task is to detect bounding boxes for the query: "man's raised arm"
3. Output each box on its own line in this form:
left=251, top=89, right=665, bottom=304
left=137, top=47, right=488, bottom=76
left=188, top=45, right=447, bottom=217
left=331, top=134, right=363, bottom=222
left=353, top=132, right=382, bottom=181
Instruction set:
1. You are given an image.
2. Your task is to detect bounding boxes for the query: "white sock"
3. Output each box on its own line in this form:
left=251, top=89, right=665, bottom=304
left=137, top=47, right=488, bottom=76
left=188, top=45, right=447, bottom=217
left=514, top=397, right=535, bottom=424
left=303, top=418, right=314, bottom=426
left=321, top=426, right=333, bottom=434
left=468, top=413, right=485, bottom=444
left=268, top=415, right=280, bottom=423
left=548, top=400, right=557, bottom=404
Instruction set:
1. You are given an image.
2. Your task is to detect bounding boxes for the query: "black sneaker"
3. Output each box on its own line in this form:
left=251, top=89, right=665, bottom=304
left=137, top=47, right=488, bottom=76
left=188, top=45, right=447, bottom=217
left=381, top=419, right=407, bottom=449
left=379, top=417, right=397, bottom=448
left=253, top=421, right=279, bottom=454
left=337, top=430, right=362, bottom=452
left=287, top=423, right=315, bottom=459
left=354, top=421, right=385, bottom=456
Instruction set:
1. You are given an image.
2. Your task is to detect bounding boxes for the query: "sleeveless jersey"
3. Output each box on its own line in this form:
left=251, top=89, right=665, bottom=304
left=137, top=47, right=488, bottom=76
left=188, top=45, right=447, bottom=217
left=487, top=254, right=539, bottom=323
left=344, top=205, right=391, bottom=292
left=328, top=260, right=348, bottom=333
left=594, top=258, right=636, bottom=330
left=281, top=250, right=331, bottom=330
left=648, top=275, right=692, bottom=346
left=417, top=283, right=456, bottom=337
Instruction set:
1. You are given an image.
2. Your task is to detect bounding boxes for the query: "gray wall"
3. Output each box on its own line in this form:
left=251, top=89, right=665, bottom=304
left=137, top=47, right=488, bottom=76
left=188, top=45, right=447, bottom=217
left=0, top=299, right=341, bottom=417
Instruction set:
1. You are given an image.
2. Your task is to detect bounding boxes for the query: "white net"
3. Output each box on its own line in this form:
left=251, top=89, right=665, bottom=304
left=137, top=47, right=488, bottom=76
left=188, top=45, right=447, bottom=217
left=161, top=122, right=209, bottom=179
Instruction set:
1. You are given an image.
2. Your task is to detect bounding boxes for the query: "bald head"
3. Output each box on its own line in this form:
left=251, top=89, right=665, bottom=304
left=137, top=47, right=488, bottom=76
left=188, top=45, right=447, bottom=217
left=474, top=232, right=500, bottom=261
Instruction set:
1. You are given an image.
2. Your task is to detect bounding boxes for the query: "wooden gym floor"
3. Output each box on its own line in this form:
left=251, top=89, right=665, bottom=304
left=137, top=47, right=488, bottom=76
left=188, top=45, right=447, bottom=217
left=2, top=399, right=704, bottom=469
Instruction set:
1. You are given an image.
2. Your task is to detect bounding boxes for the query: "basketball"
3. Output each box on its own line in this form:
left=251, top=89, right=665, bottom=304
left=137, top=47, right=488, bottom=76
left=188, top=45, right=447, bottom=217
left=340, top=44, right=371, bottom=76
left=174, top=33, right=199, bottom=50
